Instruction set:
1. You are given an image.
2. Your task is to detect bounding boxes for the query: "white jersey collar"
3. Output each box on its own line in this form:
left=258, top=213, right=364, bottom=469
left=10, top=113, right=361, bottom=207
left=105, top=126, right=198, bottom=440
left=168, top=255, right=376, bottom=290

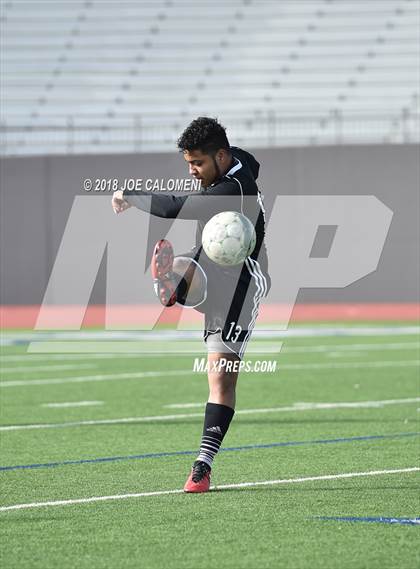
left=225, top=157, right=243, bottom=176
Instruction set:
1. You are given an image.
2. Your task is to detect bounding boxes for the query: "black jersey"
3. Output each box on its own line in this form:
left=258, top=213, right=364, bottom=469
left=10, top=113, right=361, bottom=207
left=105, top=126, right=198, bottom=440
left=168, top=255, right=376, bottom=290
left=123, top=147, right=269, bottom=278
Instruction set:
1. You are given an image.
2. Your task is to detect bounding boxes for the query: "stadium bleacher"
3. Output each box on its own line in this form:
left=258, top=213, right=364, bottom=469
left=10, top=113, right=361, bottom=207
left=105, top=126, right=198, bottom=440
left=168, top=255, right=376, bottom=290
left=1, top=0, right=419, bottom=155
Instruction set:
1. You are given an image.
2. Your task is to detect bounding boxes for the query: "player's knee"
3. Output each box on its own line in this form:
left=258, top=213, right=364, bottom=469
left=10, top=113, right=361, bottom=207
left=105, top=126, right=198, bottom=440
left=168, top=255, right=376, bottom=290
left=209, top=378, right=236, bottom=399
left=208, top=354, right=238, bottom=397
left=173, top=256, right=207, bottom=307
left=173, top=257, right=195, bottom=281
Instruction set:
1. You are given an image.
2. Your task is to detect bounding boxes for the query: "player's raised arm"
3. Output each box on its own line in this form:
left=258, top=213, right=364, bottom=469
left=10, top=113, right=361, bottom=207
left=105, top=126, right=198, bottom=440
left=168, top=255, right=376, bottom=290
left=122, top=180, right=242, bottom=221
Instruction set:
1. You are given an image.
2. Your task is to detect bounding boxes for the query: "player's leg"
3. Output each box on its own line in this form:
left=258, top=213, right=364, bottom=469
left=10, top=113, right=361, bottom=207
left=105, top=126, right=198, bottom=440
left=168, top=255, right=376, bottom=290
left=183, top=266, right=263, bottom=493
left=207, top=352, right=239, bottom=408
left=173, top=256, right=207, bottom=306
left=184, top=351, right=238, bottom=493
left=197, top=351, right=239, bottom=464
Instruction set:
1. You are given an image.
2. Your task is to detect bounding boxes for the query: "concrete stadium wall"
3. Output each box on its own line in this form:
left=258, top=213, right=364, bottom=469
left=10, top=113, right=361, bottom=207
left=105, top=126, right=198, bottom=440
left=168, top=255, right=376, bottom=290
left=1, top=144, right=419, bottom=305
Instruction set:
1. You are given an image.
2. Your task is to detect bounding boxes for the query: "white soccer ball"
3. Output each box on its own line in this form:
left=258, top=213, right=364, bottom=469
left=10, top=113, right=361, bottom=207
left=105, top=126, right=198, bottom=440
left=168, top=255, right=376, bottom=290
left=202, top=211, right=256, bottom=266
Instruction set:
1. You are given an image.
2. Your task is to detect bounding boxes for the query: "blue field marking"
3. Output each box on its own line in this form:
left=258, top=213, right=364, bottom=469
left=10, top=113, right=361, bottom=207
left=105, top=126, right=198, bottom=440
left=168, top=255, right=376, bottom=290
left=317, top=516, right=420, bottom=526
left=2, top=326, right=419, bottom=345
left=0, top=432, right=418, bottom=473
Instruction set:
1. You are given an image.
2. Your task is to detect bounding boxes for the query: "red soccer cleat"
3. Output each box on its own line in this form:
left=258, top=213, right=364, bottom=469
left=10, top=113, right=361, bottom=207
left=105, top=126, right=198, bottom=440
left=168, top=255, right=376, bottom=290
left=184, top=461, right=211, bottom=493
left=151, top=239, right=177, bottom=307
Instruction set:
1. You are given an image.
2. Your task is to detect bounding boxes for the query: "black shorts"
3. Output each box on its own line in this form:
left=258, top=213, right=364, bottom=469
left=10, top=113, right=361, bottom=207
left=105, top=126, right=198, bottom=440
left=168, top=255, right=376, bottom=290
left=178, top=247, right=270, bottom=359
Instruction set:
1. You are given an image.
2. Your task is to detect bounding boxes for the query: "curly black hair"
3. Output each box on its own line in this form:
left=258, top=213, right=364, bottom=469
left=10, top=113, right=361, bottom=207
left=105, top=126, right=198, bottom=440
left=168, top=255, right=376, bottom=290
left=177, top=117, right=230, bottom=155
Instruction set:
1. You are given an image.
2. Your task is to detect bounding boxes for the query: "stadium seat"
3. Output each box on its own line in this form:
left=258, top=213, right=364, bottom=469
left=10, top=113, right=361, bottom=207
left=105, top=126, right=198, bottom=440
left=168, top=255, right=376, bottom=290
left=1, top=0, right=418, bottom=155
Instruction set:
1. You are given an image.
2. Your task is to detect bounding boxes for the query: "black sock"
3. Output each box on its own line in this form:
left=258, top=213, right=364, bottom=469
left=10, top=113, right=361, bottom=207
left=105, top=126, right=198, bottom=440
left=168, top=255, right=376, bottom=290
left=196, top=402, right=235, bottom=468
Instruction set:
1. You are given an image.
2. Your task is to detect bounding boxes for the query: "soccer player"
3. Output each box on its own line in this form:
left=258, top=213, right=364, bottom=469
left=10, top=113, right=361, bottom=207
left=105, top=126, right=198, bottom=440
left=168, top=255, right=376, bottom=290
left=112, top=117, right=270, bottom=492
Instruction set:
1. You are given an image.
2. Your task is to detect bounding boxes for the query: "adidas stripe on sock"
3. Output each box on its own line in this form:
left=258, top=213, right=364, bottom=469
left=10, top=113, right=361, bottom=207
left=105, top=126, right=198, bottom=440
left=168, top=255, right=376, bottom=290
left=196, top=402, right=235, bottom=468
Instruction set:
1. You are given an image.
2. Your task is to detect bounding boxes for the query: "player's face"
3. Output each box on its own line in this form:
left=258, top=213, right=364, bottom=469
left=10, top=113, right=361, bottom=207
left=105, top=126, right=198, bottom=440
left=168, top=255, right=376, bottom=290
left=183, top=149, right=218, bottom=188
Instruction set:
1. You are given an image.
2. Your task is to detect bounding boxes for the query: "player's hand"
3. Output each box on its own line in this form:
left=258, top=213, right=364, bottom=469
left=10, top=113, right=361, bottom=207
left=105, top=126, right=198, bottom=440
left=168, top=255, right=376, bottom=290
left=112, top=190, right=132, bottom=214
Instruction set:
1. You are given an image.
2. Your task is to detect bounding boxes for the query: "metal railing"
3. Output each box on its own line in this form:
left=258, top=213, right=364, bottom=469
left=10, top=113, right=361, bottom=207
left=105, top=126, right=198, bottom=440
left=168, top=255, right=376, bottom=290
left=1, top=110, right=419, bottom=156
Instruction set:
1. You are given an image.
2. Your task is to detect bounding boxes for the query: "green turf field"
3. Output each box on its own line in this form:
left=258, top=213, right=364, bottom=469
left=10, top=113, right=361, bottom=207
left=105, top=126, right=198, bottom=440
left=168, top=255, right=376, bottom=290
left=1, top=325, right=419, bottom=569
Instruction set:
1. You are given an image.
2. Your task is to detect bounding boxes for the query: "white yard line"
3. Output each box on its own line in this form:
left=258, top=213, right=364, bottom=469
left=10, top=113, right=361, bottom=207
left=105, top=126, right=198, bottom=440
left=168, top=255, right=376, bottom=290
left=0, top=370, right=190, bottom=388
left=1, top=397, right=419, bottom=432
left=164, top=403, right=204, bottom=409
left=42, top=401, right=104, bottom=409
left=0, top=467, right=417, bottom=512
left=277, top=360, right=420, bottom=370
left=0, top=327, right=419, bottom=352
left=0, top=412, right=203, bottom=431
left=0, top=360, right=419, bottom=388
left=326, top=352, right=364, bottom=358
left=282, top=342, right=420, bottom=353
left=0, top=364, right=97, bottom=374
left=3, top=326, right=416, bottom=344
left=0, top=354, right=156, bottom=362
left=1, top=342, right=418, bottom=362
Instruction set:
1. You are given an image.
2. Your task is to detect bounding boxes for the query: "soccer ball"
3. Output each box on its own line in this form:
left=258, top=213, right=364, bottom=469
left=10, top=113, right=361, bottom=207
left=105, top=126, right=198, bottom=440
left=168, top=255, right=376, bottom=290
left=202, top=211, right=256, bottom=266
